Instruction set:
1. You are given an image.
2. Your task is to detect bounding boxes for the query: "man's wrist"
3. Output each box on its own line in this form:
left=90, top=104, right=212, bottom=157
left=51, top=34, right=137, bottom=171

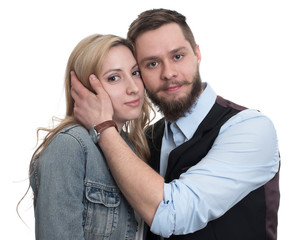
left=89, top=120, right=118, bottom=144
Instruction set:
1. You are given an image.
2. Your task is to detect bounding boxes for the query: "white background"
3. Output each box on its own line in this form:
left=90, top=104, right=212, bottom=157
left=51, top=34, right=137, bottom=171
left=1, top=0, right=294, bottom=239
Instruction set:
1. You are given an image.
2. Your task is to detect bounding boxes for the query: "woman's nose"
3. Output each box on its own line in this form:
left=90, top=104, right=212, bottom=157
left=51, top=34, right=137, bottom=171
left=126, top=77, right=139, bottom=95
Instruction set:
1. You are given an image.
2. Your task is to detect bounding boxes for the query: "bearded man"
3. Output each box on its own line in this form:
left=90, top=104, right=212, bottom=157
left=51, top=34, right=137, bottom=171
left=71, top=8, right=280, bottom=240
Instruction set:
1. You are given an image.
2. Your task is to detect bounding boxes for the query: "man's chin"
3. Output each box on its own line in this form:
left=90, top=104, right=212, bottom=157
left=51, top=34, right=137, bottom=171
left=147, top=94, right=193, bottom=122
left=147, top=69, right=203, bottom=121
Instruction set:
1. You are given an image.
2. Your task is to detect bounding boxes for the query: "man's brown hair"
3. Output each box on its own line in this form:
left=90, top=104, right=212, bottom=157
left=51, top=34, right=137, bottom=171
left=127, top=8, right=197, bottom=51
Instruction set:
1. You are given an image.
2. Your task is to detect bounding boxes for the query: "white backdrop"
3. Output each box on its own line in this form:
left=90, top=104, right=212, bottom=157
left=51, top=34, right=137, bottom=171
left=1, top=0, right=294, bottom=239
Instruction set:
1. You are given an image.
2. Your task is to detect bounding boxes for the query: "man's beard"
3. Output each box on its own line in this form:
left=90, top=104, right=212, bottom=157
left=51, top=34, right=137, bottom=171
left=146, top=69, right=202, bottom=122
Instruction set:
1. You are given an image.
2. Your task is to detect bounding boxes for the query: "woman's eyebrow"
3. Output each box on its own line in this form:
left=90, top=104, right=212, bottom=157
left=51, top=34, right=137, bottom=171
left=131, top=63, right=139, bottom=69
left=102, top=68, right=122, bottom=77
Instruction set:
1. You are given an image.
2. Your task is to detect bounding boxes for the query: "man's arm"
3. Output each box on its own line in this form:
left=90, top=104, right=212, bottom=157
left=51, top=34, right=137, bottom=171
left=99, top=127, right=164, bottom=226
left=71, top=73, right=280, bottom=237
left=71, top=72, right=164, bottom=226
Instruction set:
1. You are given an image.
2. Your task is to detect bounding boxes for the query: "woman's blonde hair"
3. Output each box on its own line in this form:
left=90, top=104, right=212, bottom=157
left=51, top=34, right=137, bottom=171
left=18, top=34, right=154, bottom=219
left=36, top=34, right=153, bottom=165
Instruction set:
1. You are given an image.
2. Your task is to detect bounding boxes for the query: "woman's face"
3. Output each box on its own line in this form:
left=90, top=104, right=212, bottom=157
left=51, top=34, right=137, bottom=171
left=99, top=45, right=144, bottom=128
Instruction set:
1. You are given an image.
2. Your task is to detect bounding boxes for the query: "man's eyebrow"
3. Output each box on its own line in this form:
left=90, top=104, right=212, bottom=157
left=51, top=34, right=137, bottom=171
left=139, top=56, right=159, bottom=65
left=170, top=47, right=187, bottom=54
left=139, top=47, right=187, bottom=65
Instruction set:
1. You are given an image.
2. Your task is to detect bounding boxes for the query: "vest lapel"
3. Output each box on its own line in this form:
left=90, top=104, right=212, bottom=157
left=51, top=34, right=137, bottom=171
left=165, top=97, right=244, bottom=181
left=145, top=118, right=165, bottom=173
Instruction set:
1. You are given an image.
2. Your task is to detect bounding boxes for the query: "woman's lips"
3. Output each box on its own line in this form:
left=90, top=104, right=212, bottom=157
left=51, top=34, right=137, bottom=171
left=125, top=99, right=140, bottom=107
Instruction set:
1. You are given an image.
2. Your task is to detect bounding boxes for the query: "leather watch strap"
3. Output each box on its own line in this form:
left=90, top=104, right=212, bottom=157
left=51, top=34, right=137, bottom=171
left=94, top=120, right=118, bottom=134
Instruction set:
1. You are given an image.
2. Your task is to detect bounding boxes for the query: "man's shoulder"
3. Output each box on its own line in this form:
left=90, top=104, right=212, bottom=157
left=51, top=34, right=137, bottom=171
left=216, top=95, right=247, bottom=111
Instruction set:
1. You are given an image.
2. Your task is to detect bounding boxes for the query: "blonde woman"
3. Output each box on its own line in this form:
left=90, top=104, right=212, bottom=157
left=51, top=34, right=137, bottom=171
left=29, top=34, right=153, bottom=239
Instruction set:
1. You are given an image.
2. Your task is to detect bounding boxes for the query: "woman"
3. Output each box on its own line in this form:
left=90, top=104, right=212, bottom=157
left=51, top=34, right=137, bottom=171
left=29, top=34, right=154, bottom=239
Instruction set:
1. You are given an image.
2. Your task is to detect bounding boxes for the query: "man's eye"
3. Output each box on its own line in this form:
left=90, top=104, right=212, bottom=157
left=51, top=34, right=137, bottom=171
left=148, top=62, right=158, bottom=68
left=174, top=54, right=183, bottom=60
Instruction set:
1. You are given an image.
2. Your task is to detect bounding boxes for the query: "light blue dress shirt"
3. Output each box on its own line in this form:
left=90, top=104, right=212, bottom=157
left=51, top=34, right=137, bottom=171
left=151, top=83, right=280, bottom=238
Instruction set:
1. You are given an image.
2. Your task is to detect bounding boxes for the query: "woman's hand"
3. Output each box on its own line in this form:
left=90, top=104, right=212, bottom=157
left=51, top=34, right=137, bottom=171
left=71, top=71, right=114, bottom=129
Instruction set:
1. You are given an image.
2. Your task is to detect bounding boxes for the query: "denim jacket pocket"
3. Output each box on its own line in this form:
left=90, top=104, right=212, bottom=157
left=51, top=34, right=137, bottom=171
left=84, top=181, right=121, bottom=238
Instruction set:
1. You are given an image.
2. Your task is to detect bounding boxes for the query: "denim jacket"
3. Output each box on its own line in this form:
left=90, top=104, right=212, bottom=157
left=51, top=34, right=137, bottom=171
left=30, top=125, right=137, bottom=240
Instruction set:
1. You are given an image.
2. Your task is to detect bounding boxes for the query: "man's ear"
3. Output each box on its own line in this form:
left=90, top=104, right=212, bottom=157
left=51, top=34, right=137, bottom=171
left=195, top=44, right=201, bottom=64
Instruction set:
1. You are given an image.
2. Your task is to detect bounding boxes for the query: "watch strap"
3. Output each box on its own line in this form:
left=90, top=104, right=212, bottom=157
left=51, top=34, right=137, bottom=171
left=94, top=120, right=118, bottom=134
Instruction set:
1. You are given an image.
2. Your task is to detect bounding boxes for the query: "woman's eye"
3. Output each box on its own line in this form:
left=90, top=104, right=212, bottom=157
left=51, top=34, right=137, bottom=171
left=132, top=70, right=141, bottom=76
left=107, top=75, right=119, bottom=82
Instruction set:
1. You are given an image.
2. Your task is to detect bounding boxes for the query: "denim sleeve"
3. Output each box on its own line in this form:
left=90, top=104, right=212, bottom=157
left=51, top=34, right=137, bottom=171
left=32, top=132, right=86, bottom=239
left=151, top=110, right=280, bottom=237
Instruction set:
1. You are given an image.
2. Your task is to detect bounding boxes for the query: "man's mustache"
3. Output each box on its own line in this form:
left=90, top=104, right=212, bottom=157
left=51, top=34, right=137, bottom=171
left=153, top=80, right=191, bottom=93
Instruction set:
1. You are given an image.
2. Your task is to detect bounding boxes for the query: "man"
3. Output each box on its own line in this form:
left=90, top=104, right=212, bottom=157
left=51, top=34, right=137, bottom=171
left=71, top=9, right=280, bottom=240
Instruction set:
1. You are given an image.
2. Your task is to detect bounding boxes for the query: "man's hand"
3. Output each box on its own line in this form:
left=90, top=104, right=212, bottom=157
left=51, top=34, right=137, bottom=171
left=70, top=71, right=114, bottom=130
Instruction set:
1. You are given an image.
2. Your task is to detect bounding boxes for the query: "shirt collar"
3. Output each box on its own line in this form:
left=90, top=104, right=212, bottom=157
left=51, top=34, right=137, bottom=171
left=165, top=82, right=217, bottom=141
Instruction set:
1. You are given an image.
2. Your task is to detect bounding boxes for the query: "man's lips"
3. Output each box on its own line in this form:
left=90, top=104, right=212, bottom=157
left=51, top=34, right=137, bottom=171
left=164, top=84, right=182, bottom=92
left=125, top=99, right=140, bottom=107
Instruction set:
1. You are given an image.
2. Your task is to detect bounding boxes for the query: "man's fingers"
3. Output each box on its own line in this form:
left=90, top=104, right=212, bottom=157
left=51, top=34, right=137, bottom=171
left=69, top=72, right=114, bottom=129
left=89, top=74, right=104, bottom=94
left=70, top=71, right=82, bottom=99
left=71, top=71, right=95, bottom=102
left=71, top=72, right=102, bottom=98
left=71, top=71, right=84, bottom=89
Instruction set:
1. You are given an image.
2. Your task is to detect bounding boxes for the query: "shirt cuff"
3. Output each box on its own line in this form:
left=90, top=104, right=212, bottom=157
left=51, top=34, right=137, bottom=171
left=150, top=183, right=175, bottom=238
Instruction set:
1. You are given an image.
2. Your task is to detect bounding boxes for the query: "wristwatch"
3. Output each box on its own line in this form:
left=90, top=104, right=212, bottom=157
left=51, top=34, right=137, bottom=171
left=89, top=120, right=118, bottom=144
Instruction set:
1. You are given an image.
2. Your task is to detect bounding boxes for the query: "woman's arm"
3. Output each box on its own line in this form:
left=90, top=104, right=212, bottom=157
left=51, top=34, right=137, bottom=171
left=32, top=132, right=85, bottom=239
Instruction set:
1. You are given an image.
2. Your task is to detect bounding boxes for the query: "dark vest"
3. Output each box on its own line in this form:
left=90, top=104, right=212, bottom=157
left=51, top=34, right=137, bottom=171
left=145, top=96, right=279, bottom=240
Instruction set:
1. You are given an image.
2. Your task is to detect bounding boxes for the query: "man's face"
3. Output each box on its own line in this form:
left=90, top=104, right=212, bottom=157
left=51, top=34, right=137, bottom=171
left=135, top=23, right=202, bottom=121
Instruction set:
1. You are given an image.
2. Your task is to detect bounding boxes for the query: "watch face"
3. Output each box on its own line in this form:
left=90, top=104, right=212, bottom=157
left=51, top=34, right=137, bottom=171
left=89, top=126, right=98, bottom=144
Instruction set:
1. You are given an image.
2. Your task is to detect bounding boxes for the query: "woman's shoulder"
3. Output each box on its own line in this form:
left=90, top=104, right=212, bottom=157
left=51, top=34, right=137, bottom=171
left=33, top=125, right=101, bottom=178
left=55, top=124, right=94, bottom=147
left=37, top=124, right=94, bottom=160
left=60, top=124, right=89, bottom=139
